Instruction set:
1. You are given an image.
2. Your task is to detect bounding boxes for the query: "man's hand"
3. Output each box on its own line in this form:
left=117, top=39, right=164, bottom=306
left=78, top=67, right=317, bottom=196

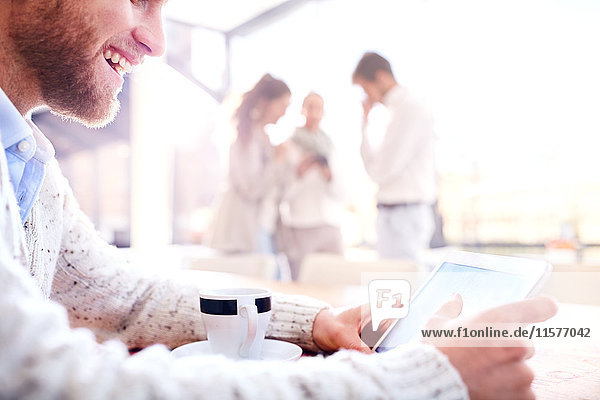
left=312, top=305, right=373, bottom=354
left=429, top=295, right=558, bottom=400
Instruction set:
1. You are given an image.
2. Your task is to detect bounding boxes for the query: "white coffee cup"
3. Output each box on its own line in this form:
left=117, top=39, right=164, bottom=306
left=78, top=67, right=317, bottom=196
left=199, top=288, right=272, bottom=360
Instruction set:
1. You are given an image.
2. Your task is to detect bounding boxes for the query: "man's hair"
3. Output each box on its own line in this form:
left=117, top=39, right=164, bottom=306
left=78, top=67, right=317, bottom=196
left=352, top=52, right=394, bottom=82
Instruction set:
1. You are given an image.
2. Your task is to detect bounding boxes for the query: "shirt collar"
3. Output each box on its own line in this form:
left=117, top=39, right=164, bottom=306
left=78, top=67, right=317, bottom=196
left=0, top=87, right=32, bottom=149
left=27, top=120, right=55, bottom=163
left=382, top=84, right=405, bottom=108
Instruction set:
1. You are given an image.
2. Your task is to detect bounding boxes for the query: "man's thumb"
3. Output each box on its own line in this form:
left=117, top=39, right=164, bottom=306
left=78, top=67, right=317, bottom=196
left=426, top=293, right=463, bottom=329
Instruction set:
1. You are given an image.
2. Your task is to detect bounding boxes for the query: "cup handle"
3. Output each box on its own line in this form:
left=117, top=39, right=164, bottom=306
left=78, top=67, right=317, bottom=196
left=239, top=304, right=258, bottom=358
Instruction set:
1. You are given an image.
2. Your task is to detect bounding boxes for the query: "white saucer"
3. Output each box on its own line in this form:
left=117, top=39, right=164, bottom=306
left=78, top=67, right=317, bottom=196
left=171, top=339, right=302, bottom=361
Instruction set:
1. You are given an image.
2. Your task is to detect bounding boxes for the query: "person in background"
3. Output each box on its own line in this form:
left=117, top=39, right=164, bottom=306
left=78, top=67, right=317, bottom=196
left=278, top=92, right=344, bottom=280
left=353, top=52, right=437, bottom=260
left=207, top=74, right=290, bottom=256
left=0, top=1, right=557, bottom=398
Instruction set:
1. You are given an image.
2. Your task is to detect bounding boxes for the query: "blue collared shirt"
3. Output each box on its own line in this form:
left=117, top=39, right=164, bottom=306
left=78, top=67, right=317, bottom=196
left=0, top=88, right=54, bottom=224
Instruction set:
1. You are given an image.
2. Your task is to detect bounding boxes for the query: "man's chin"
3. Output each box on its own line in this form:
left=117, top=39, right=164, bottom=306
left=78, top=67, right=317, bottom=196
left=49, top=98, right=121, bottom=129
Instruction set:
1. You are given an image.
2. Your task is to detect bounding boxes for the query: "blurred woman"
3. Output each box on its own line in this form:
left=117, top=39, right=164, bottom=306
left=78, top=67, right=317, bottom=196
left=278, top=93, right=344, bottom=280
left=207, top=74, right=291, bottom=254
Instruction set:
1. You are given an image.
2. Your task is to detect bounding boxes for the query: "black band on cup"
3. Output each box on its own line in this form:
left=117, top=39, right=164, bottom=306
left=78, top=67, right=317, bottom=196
left=200, top=298, right=238, bottom=315
left=255, top=297, right=271, bottom=313
left=200, top=296, right=271, bottom=315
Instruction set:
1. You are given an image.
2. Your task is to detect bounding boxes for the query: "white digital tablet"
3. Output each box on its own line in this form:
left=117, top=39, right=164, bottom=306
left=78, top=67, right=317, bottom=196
left=372, top=250, right=552, bottom=352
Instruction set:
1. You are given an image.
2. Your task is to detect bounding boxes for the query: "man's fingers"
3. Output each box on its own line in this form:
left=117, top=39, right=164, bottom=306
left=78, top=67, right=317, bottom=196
left=439, top=293, right=463, bottom=318
left=360, top=303, right=371, bottom=323
left=426, top=294, right=463, bottom=329
left=377, top=318, right=396, bottom=333
left=487, top=343, right=534, bottom=364
left=524, top=343, right=535, bottom=359
left=491, top=361, right=535, bottom=393
left=475, top=296, right=558, bottom=324
left=344, top=333, right=374, bottom=354
left=469, top=361, right=536, bottom=400
left=424, top=294, right=463, bottom=331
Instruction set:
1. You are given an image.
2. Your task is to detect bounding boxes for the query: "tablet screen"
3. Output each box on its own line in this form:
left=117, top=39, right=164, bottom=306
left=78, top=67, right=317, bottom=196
left=375, top=262, right=539, bottom=352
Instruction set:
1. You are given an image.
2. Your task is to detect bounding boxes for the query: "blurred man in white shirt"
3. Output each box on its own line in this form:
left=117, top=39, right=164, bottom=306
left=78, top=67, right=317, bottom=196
left=353, top=52, right=436, bottom=260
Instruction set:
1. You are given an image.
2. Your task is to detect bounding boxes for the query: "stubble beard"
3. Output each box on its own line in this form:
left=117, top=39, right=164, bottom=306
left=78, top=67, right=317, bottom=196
left=9, top=1, right=120, bottom=128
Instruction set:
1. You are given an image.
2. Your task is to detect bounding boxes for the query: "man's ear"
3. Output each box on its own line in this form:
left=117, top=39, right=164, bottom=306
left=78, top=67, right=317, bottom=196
left=374, top=69, right=389, bottom=83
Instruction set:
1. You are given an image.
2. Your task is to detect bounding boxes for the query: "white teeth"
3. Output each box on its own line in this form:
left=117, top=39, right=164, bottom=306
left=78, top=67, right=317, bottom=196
left=118, top=57, right=132, bottom=73
left=114, top=65, right=125, bottom=76
left=104, top=48, right=134, bottom=75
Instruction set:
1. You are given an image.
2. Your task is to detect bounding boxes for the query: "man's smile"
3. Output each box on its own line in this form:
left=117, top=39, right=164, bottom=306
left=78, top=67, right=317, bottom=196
left=103, top=48, right=133, bottom=77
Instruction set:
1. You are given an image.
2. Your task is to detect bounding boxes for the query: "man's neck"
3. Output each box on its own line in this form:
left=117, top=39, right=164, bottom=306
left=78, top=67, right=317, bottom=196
left=0, top=16, right=43, bottom=116
left=380, top=80, right=398, bottom=101
left=0, top=63, right=43, bottom=116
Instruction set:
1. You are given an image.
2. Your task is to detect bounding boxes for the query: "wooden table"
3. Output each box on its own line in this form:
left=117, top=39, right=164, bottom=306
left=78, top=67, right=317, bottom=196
left=172, top=270, right=600, bottom=400
left=528, top=303, right=600, bottom=399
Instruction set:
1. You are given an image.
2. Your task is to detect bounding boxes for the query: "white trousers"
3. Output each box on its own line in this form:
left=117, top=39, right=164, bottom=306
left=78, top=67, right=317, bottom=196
left=376, top=203, right=434, bottom=260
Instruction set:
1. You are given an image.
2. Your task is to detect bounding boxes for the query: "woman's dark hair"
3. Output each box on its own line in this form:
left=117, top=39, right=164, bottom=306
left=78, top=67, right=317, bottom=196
left=234, top=73, right=290, bottom=143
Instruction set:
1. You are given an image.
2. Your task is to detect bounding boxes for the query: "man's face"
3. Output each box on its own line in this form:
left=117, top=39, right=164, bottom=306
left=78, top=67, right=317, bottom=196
left=355, top=77, right=384, bottom=104
left=9, top=0, right=165, bottom=127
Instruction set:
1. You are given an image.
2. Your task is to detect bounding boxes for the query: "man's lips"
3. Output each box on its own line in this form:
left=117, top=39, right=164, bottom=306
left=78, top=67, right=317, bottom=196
left=103, top=48, right=133, bottom=76
left=102, top=45, right=143, bottom=76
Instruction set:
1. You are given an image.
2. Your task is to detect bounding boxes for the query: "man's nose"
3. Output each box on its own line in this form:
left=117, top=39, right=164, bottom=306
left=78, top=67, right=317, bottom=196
left=132, top=11, right=165, bottom=57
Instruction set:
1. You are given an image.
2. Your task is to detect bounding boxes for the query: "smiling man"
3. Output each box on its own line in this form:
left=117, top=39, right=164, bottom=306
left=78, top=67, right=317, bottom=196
left=7, top=1, right=157, bottom=125
left=0, top=1, right=555, bottom=399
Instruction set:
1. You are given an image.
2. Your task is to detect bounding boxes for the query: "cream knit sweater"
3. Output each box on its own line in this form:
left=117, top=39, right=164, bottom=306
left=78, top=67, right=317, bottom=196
left=0, top=140, right=468, bottom=398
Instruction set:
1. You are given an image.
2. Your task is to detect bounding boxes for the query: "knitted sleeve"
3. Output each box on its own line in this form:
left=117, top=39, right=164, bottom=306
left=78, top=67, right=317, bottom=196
left=50, top=165, right=326, bottom=351
left=0, top=245, right=467, bottom=399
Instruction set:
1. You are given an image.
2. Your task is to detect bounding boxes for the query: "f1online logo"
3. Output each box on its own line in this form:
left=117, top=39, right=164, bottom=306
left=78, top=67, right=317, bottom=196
left=368, top=279, right=411, bottom=330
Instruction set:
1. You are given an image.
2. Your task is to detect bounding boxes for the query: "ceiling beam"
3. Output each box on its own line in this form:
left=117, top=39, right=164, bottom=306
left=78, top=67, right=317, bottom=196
left=164, top=0, right=318, bottom=103
left=226, top=0, right=313, bottom=37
